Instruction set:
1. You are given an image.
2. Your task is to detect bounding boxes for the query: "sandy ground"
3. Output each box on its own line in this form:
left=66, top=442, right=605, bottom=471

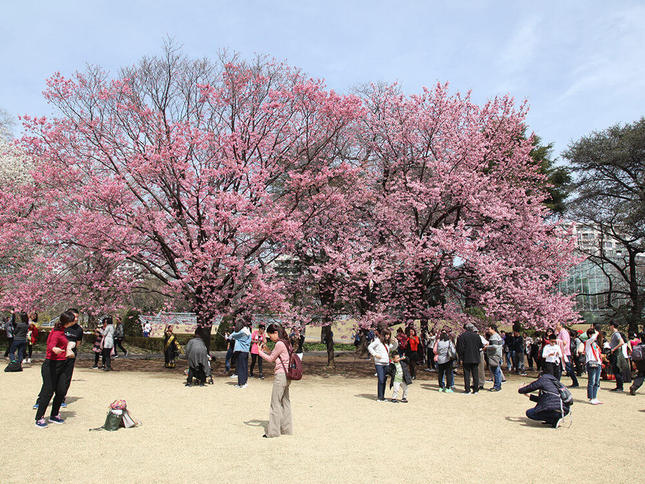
left=1, top=355, right=644, bottom=484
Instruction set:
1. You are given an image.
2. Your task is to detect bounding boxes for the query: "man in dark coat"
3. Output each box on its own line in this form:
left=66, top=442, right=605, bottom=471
left=456, top=323, right=484, bottom=394
left=518, top=372, right=571, bottom=428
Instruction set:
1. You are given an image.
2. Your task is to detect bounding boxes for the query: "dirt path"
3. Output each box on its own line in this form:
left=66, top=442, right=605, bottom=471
left=1, top=355, right=643, bottom=483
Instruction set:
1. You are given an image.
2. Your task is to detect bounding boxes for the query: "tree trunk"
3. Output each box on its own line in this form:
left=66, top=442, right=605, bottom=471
left=321, top=325, right=335, bottom=367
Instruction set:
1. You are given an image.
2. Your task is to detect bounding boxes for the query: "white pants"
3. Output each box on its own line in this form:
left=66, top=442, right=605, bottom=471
left=392, top=381, right=408, bottom=399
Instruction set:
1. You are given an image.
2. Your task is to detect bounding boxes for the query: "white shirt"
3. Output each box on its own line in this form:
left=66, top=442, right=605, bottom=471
left=542, top=343, right=563, bottom=364
left=584, top=332, right=602, bottom=364
left=368, top=339, right=398, bottom=365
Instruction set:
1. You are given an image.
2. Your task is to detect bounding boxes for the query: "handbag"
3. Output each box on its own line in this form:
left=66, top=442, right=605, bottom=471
left=448, top=342, right=458, bottom=360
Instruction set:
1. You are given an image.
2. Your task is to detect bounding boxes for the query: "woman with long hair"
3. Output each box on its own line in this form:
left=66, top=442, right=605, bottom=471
left=258, top=323, right=293, bottom=438
left=34, top=311, right=75, bottom=428
left=101, top=316, right=115, bottom=371
left=368, top=327, right=398, bottom=402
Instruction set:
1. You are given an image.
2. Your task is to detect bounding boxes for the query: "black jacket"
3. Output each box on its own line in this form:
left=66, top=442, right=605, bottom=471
left=518, top=373, right=570, bottom=415
left=387, top=360, right=413, bottom=388
left=456, top=330, right=483, bottom=364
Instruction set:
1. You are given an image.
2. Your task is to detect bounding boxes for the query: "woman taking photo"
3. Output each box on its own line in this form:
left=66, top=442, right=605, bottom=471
left=34, top=311, right=75, bottom=428
left=258, top=323, right=293, bottom=438
left=368, top=327, right=398, bottom=402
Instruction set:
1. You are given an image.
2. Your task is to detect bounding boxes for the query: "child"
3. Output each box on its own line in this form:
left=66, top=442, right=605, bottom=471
left=388, top=353, right=413, bottom=403
left=542, top=333, right=564, bottom=380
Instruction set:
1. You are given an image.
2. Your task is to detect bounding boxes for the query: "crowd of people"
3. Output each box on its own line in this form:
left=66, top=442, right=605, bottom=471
left=3, top=310, right=644, bottom=434
left=364, top=320, right=645, bottom=427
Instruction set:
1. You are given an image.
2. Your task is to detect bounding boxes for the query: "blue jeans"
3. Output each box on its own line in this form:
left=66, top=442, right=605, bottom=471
left=375, top=364, right=388, bottom=400
left=237, top=352, right=249, bottom=385
left=438, top=362, right=454, bottom=389
left=225, top=346, right=234, bottom=372
left=9, top=341, right=26, bottom=363
left=491, top=364, right=502, bottom=390
left=565, top=360, right=579, bottom=386
left=587, top=363, right=601, bottom=400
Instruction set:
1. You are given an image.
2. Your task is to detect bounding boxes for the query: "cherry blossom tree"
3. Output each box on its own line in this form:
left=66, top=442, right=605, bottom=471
left=0, top=47, right=363, bottom=333
left=0, top=48, right=581, bottom=338
left=352, top=83, right=581, bottom=329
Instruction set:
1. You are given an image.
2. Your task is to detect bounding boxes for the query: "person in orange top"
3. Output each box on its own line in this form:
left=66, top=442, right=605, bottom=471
left=405, top=326, right=421, bottom=379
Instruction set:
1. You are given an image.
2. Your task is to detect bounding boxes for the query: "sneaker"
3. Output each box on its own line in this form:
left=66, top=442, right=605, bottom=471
left=472, top=391, right=479, bottom=395
left=445, top=388, right=454, bottom=393
left=235, top=384, right=248, bottom=389
left=27, top=358, right=32, bottom=363
left=590, top=399, right=603, bottom=405
left=391, top=399, right=398, bottom=403
left=376, top=398, right=385, bottom=402
left=610, top=388, right=623, bottom=392
left=401, top=398, right=408, bottom=403
left=259, top=375, right=264, bottom=380
left=91, top=366, right=98, bottom=369
left=629, top=386, right=636, bottom=396
left=114, top=354, right=119, bottom=358
left=35, top=418, right=47, bottom=428
left=230, top=374, right=237, bottom=379
left=33, top=402, right=39, bottom=409
left=552, top=418, right=562, bottom=429
left=60, top=402, right=67, bottom=408
left=489, top=388, right=501, bottom=392
left=438, top=388, right=445, bottom=392
left=48, top=415, right=65, bottom=425
left=463, top=390, right=471, bottom=394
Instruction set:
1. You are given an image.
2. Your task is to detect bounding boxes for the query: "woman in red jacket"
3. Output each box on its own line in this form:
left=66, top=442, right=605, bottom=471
left=406, top=326, right=421, bottom=379
left=34, top=311, right=75, bottom=428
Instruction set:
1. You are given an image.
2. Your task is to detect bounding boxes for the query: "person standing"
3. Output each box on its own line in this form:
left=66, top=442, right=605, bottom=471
left=556, top=322, right=579, bottom=387
left=629, top=332, right=645, bottom=396
left=230, top=319, right=251, bottom=388
left=3, top=314, right=15, bottom=359
left=60, top=308, right=83, bottom=406
left=434, top=329, right=455, bottom=392
left=456, top=323, right=483, bottom=394
left=9, top=312, right=29, bottom=365
left=250, top=324, right=266, bottom=379
left=542, top=333, right=564, bottom=380
left=258, top=323, right=293, bottom=438
left=163, top=325, right=180, bottom=368
left=608, top=322, right=625, bottom=392
left=113, top=317, right=128, bottom=357
left=584, top=327, right=603, bottom=404
left=34, top=311, right=75, bottom=428
left=405, top=327, right=421, bottom=380
left=91, top=325, right=103, bottom=369
left=368, top=328, right=398, bottom=401
left=26, top=313, right=39, bottom=364
left=101, top=316, right=115, bottom=371
left=484, top=325, right=504, bottom=392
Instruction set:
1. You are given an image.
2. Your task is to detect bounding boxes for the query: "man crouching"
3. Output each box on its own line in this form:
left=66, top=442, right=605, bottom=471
left=518, top=372, right=571, bottom=428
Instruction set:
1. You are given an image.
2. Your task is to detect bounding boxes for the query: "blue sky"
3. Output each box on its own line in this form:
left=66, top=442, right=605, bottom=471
left=2, top=1, right=644, bottom=159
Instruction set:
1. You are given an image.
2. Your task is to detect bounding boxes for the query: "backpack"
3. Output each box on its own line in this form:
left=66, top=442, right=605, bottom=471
left=632, top=344, right=645, bottom=361
left=279, top=339, right=302, bottom=381
left=556, top=381, right=573, bottom=406
left=4, top=360, right=22, bottom=372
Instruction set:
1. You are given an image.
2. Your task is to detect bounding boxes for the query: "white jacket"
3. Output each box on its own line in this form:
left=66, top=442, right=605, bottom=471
left=368, top=339, right=398, bottom=365
left=102, top=324, right=115, bottom=349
